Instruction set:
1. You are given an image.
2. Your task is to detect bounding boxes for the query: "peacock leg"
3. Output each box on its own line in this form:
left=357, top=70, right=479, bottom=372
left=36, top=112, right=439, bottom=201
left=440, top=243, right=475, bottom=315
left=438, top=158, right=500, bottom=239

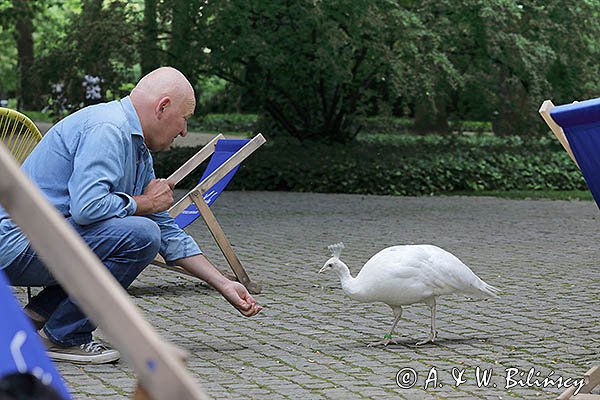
left=367, top=306, right=402, bottom=347
left=416, top=297, right=437, bottom=345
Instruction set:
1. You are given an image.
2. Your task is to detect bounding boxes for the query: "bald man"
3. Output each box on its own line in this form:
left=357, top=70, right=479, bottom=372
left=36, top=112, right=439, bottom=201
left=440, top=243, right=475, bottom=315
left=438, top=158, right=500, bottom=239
left=0, top=67, right=262, bottom=364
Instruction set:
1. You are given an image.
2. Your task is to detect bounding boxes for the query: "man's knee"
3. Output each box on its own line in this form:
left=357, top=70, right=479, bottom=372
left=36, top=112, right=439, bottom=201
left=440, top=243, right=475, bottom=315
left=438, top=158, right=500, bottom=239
left=72, top=216, right=162, bottom=264
left=122, top=217, right=161, bottom=260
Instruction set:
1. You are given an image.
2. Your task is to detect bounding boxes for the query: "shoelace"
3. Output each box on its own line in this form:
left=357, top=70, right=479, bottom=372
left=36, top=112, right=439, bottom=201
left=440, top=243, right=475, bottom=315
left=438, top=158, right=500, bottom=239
left=80, top=341, right=109, bottom=353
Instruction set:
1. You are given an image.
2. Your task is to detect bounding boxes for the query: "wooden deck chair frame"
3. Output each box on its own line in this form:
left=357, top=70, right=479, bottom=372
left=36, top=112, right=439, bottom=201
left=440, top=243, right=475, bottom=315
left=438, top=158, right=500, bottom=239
left=0, top=142, right=208, bottom=400
left=556, top=365, right=600, bottom=400
left=539, top=100, right=579, bottom=169
left=153, top=133, right=266, bottom=295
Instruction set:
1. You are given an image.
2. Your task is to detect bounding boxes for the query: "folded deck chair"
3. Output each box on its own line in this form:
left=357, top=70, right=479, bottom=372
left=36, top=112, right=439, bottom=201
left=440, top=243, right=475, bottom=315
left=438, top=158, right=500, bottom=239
left=154, top=133, right=266, bottom=294
left=0, top=142, right=208, bottom=400
left=0, top=270, right=72, bottom=400
left=540, top=98, right=600, bottom=207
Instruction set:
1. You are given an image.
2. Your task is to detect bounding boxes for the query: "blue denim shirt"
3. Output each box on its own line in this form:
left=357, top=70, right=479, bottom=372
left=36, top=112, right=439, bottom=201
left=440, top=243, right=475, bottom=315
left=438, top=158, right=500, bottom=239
left=0, top=97, right=201, bottom=268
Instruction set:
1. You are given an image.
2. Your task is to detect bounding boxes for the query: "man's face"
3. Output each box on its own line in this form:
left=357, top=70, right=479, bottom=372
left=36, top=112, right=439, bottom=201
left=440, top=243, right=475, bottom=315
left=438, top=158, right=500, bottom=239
left=149, top=98, right=195, bottom=151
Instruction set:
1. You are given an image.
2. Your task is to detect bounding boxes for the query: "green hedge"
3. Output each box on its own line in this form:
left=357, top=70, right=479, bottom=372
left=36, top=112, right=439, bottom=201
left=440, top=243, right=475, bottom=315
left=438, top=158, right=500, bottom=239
left=187, top=113, right=494, bottom=135
left=153, top=135, right=586, bottom=196
left=189, top=113, right=257, bottom=133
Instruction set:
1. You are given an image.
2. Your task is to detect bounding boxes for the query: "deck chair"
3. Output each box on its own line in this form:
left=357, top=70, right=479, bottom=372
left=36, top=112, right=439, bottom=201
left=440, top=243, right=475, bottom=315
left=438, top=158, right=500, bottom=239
left=540, top=100, right=600, bottom=400
left=0, top=142, right=208, bottom=399
left=153, top=133, right=266, bottom=294
left=0, top=107, right=43, bottom=164
left=556, top=365, right=600, bottom=400
left=1, top=108, right=43, bottom=302
left=0, top=270, right=72, bottom=400
left=540, top=98, right=600, bottom=207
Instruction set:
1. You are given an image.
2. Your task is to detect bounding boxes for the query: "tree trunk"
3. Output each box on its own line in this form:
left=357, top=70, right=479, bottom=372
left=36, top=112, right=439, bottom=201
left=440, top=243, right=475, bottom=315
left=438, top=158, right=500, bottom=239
left=169, top=0, right=195, bottom=86
left=491, top=69, right=541, bottom=136
left=141, top=0, right=159, bottom=75
left=12, top=0, right=38, bottom=110
left=413, top=96, right=449, bottom=134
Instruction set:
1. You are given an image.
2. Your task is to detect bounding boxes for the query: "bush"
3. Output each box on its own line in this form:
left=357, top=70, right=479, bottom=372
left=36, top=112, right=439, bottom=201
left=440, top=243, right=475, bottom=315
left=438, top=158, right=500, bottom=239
left=189, top=113, right=258, bottom=133
left=355, top=117, right=493, bottom=135
left=153, top=134, right=586, bottom=196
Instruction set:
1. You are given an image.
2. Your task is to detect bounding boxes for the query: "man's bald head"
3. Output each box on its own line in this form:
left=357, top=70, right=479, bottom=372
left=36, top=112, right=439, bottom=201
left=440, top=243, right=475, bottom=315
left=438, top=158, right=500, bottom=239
left=130, top=66, right=196, bottom=151
left=131, top=66, right=195, bottom=112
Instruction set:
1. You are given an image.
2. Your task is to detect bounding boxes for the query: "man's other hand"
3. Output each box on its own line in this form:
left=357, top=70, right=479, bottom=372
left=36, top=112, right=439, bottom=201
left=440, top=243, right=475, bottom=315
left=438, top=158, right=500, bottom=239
left=133, top=178, right=175, bottom=215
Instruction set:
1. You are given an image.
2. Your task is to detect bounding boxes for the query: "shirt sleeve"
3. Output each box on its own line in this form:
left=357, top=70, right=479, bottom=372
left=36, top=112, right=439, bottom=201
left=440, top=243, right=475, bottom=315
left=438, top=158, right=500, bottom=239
left=68, top=123, right=137, bottom=225
left=139, top=160, right=202, bottom=264
left=147, top=210, right=202, bottom=264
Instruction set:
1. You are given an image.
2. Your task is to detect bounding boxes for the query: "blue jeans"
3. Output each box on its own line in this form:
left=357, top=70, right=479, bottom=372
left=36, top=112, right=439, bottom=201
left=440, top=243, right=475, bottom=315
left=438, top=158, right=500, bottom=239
left=4, top=216, right=160, bottom=346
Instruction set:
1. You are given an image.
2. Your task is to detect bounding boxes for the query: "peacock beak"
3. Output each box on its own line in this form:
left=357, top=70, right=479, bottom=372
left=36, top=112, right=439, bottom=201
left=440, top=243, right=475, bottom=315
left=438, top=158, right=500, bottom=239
left=318, top=265, right=330, bottom=274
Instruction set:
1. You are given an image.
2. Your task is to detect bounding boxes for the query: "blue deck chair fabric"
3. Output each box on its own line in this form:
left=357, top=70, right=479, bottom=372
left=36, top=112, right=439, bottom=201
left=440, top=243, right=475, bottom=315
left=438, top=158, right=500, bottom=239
left=0, top=270, right=72, bottom=400
left=174, top=139, right=249, bottom=229
left=551, top=97, right=600, bottom=208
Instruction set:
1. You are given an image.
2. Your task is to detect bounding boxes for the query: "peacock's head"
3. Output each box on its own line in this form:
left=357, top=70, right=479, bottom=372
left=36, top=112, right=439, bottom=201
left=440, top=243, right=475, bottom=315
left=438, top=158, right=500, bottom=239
left=319, top=242, right=346, bottom=274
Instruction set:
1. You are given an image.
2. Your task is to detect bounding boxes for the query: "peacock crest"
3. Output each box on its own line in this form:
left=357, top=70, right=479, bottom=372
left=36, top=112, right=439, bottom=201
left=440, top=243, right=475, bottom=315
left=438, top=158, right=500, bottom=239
left=328, top=242, right=345, bottom=259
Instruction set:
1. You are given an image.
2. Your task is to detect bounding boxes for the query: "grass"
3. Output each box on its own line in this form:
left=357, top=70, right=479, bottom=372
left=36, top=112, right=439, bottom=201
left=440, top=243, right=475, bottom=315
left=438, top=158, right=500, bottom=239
left=22, top=110, right=53, bottom=123
left=445, top=190, right=593, bottom=201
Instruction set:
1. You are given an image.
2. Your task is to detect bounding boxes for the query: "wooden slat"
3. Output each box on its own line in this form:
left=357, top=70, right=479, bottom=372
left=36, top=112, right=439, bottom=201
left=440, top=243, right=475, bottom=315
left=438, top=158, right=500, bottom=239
left=190, top=191, right=261, bottom=294
left=169, top=134, right=266, bottom=218
left=557, top=366, right=600, bottom=400
left=167, top=134, right=223, bottom=186
left=539, top=100, right=579, bottom=168
left=0, top=143, right=208, bottom=400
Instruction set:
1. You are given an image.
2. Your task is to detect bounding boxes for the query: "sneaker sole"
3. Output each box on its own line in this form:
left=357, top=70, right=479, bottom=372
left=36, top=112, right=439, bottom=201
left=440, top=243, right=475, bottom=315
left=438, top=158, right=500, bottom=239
left=46, top=349, right=120, bottom=364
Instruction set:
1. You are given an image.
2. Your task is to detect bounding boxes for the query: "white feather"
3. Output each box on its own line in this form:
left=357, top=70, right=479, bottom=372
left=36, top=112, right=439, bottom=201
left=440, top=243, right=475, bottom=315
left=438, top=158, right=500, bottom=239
left=328, top=242, right=345, bottom=258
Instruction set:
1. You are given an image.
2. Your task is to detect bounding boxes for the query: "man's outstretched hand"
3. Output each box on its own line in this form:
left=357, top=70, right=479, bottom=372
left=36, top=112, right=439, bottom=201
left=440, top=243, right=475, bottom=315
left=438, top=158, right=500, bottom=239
left=177, top=254, right=263, bottom=317
left=219, top=280, right=263, bottom=317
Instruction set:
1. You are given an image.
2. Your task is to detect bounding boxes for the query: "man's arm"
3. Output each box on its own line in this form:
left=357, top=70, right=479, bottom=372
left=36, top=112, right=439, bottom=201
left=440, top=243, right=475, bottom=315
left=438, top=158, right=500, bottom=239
left=175, top=254, right=262, bottom=317
left=69, top=124, right=137, bottom=225
left=138, top=180, right=262, bottom=317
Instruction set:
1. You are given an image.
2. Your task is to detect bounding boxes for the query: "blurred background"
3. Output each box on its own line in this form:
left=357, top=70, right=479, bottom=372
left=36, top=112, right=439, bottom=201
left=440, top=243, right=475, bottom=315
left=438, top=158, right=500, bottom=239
left=1, top=0, right=598, bottom=199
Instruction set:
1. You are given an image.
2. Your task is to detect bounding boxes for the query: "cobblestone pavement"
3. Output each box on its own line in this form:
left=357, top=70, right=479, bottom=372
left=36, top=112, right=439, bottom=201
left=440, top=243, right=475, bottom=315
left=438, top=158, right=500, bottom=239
left=14, top=191, right=600, bottom=399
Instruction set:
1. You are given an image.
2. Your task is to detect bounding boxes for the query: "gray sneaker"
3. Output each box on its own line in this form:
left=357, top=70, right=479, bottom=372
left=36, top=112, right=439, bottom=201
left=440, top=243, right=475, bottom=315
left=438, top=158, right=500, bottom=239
left=40, top=335, right=120, bottom=364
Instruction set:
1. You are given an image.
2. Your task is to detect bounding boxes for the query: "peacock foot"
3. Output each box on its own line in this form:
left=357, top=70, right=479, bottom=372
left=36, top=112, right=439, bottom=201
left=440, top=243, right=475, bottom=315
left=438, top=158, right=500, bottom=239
left=367, top=334, right=399, bottom=347
left=415, top=338, right=434, bottom=346
left=415, top=330, right=438, bottom=346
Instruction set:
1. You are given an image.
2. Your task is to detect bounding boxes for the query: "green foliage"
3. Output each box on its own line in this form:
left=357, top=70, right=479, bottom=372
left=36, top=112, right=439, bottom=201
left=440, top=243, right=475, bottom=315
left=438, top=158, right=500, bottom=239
left=401, top=1, right=600, bottom=136
left=202, top=0, right=406, bottom=143
left=153, top=134, right=586, bottom=196
left=3, top=0, right=600, bottom=140
left=0, top=27, right=17, bottom=95
left=356, top=116, right=492, bottom=134
left=190, top=113, right=257, bottom=133
left=33, top=1, right=139, bottom=111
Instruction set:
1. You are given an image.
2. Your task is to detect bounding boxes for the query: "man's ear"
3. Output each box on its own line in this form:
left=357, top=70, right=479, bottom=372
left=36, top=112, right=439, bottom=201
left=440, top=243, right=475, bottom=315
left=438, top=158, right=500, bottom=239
left=156, top=97, right=171, bottom=119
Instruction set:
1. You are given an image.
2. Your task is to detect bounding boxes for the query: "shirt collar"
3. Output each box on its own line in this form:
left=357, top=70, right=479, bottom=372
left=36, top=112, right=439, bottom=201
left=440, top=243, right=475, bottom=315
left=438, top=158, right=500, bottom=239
left=119, top=96, right=144, bottom=139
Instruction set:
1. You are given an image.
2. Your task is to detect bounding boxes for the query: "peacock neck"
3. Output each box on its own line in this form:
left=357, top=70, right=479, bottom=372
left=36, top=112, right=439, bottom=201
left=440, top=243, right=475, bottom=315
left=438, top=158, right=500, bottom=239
left=337, top=265, right=365, bottom=301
